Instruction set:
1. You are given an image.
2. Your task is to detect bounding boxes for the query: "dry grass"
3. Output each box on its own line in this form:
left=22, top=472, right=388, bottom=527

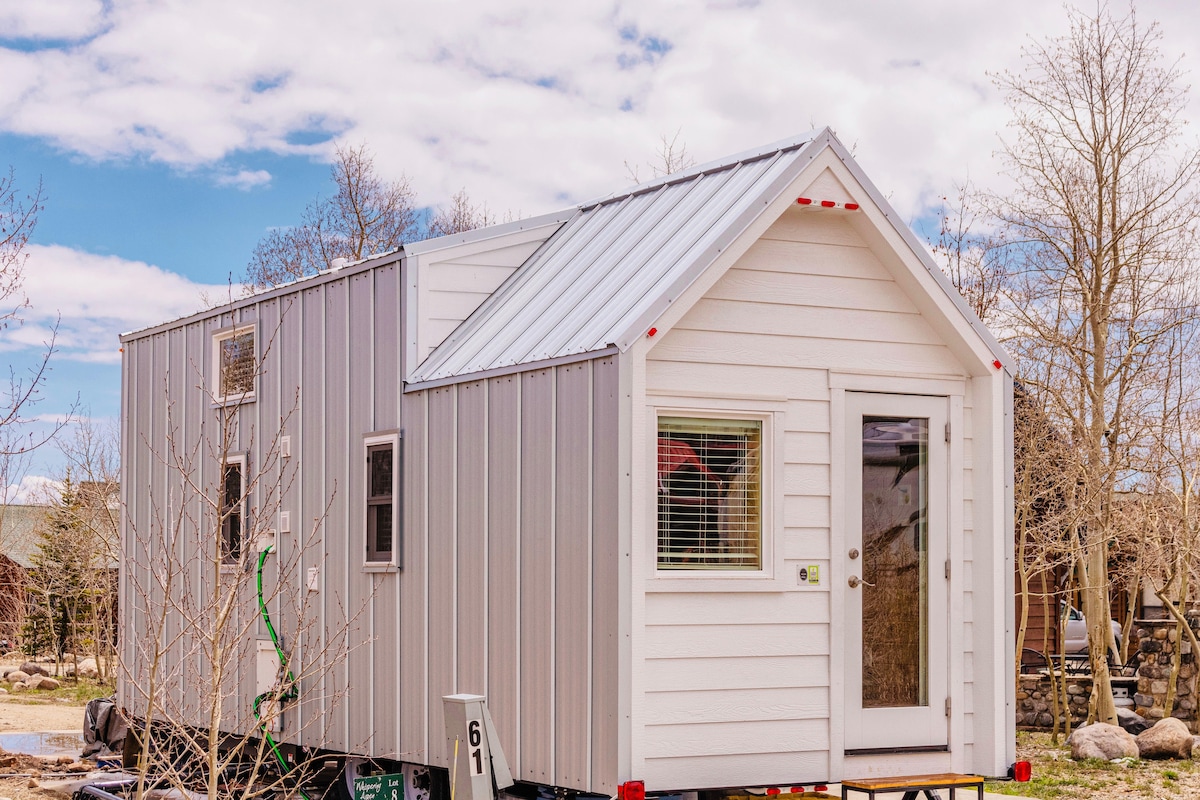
left=985, top=731, right=1200, bottom=799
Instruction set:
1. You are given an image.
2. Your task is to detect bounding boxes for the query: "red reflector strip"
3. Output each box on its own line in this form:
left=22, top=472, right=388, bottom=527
left=815, top=787, right=828, bottom=793
left=820, top=200, right=835, bottom=207
left=993, top=359, right=1003, bottom=370
left=766, top=789, right=781, bottom=796
left=796, top=197, right=813, bottom=205
left=845, top=203, right=859, bottom=210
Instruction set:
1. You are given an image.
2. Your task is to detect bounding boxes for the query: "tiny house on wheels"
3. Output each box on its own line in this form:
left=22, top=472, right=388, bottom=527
left=120, top=129, right=1015, bottom=799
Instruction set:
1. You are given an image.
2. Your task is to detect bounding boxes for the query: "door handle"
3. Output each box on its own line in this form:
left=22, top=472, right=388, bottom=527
left=848, top=575, right=875, bottom=589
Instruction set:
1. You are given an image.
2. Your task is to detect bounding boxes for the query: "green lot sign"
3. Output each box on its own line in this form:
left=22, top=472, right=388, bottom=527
left=354, top=773, right=404, bottom=800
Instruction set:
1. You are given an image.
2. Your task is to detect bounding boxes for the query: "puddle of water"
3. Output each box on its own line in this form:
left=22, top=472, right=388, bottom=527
left=0, top=730, right=84, bottom=756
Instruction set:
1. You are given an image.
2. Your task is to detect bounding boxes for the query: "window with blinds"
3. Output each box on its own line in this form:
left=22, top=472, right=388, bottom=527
left=220, top=457, right=245, bottom=564
left=657, top=416, right=762, bottom=570
left=366, top=442, right=395, bottom=563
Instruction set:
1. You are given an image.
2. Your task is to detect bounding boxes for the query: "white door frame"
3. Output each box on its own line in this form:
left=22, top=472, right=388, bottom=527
left=842, top=391, right=950, bottom=751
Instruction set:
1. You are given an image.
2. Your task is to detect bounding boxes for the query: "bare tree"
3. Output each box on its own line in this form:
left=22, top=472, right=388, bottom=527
left=990, top=4, right=1200, bottom=724
left=0, top=167, right=72, bottom=464
left=246, top=143, right=421, bottom=288
left=123, top=306, right=369, bottom=800
left=427, top=188, right=504, bottom=238
left=928, top=183, right=1010, bottom=326
left=625, top=128, right=696, bottom=184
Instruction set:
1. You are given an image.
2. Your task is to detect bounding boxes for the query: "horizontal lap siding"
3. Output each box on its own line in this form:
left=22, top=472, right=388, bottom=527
left=410, top=357, right=620, bottom=792
left=641, top=210, right=967, bottom=789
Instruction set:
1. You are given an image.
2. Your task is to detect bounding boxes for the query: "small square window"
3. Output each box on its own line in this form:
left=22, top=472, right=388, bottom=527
left=366, top=437, right=401, bottom=565
left=213, top=325, right=256, bottom=402
left=221, top=457, right=246, bottom=564
left=657, top=417, right=762, bottom=570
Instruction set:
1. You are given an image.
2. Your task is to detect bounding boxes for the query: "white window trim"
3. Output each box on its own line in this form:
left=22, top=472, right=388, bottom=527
left=648, top=405, right=782, bottom=590
left=364, top=430, right=401, bottom=570
left=212, top=323, right=257, bottom=405
left=219, top=453, right=248, bottom=570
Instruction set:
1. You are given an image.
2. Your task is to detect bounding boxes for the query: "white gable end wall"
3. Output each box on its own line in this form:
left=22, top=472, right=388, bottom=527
left=633, top=195, right=993, bottom=787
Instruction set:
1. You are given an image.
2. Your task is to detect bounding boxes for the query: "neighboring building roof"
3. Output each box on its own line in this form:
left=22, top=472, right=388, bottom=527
left=408, top=128, right=1009, bottom=387
left=0, top=504, right=46, bottom=569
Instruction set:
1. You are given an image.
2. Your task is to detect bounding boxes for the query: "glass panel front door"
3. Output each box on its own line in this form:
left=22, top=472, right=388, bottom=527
left=861, top=416, right=928, bottom=709
left=844, top=392, right=948, bottom=751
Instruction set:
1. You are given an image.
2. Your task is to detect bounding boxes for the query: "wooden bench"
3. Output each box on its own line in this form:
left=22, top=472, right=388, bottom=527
left=840, top=773, right=984, bottom=800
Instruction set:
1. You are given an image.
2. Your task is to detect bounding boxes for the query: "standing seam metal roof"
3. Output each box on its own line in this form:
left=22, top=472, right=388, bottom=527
left=409, top=130, right=826, bottom=384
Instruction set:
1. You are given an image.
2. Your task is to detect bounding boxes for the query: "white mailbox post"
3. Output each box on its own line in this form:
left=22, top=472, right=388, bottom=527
left=443, top=694, right=513, bottom=800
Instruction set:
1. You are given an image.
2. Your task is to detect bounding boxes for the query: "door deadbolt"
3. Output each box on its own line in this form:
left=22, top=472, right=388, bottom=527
left=848, top=575, right=875, bottom=589
left=848, top=548, right=860, bottom=560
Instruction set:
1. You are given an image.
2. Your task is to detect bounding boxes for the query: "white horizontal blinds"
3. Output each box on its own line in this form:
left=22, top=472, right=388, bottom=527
left=220, top=330, right=255, bottom=396
left=657, top=416, right=762, bottom=570
left=221, top=460, right=244, bottom=563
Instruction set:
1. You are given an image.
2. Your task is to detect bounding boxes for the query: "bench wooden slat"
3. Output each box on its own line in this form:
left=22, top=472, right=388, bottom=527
left=841, top=773, right=983, bottom=790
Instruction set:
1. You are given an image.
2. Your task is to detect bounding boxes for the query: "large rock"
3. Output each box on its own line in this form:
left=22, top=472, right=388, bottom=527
left=1137, top=717, right=1194, bottom=759
left=1117, top=707, right=1153, bottom=734
left=1069, top=722, right=1140, bottom=760
left=19, top=662, right=48, bottom=677
left=6, top=670, right=29, bottom=684
left=36, top=676, right=60, bottom=690
left=77, top=658, right=99, bottom=679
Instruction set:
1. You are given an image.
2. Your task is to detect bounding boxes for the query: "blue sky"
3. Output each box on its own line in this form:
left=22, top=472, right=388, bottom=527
left=2, top=0, right=1198, bottom=497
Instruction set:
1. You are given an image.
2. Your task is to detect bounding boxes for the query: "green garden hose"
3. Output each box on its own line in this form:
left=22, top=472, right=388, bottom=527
left=254, top=545, right=310, bottom=800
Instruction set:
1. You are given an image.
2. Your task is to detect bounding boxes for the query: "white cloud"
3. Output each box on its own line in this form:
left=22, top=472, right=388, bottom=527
left=5, top=244, right=236, bottom=364
left=0, top=1, right=1197, bottom=220
left=2, top=473, right=60, bottom=505
left=215, top=169, right=272, bottom=190
left=0, top=0, right=105, bottom=40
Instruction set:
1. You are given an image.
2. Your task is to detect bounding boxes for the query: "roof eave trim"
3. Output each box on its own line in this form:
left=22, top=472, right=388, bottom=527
left=404, top=345, right=619, bottom=393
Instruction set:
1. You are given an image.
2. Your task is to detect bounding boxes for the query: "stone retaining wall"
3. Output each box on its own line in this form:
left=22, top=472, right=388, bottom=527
left=1016, top=614, right=1200, bottom=731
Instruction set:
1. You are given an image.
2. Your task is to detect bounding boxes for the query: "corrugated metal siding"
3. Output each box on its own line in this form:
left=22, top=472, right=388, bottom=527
left=555, top=363, right=592, bottom=787
left=486, top=375, right=522, bottom=771
left=409, top=137, right=823, bottom=385
left=402, top=358, right=621, bottom=791
left=590, top=357, right=621, bottom=790
left=520, top=368, right=555, bottom=782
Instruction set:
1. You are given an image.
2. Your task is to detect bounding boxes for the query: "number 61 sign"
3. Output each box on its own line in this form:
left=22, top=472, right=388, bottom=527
left=443, top=694, right=514, bottom=800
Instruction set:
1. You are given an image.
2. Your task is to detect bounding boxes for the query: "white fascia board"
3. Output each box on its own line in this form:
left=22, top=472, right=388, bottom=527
left=402, top=209, right=575, bottom=258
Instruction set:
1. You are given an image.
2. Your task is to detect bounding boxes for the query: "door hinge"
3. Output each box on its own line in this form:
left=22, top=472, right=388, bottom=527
left=945, top=696, right=952, bottom=717
left=945, top=558, right=951, bottom=581
left=945, top=422, right=951, bottom=444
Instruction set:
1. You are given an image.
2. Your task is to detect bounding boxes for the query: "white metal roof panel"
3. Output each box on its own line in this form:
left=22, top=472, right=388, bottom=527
left=409, top=131, right=825, bottom=384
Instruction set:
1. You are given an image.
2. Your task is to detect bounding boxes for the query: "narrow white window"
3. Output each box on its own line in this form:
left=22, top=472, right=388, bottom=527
left=657, top=416, right=762, bottom=570
left=221, top=455, right=246, bottom=564
left=365, top=433, right=401, bottom=566
left=213, top=324, right=256, bottom=402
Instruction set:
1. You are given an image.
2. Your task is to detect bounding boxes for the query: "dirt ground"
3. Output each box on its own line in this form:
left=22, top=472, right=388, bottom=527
left=0, top=656, right=105, bottom=800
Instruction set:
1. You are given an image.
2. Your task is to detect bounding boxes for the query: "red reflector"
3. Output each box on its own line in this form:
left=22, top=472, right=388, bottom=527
left=618, top=781, right=646, bottom=800
left=992, top=359, right=1003, bottom=370
left=1011, top=761, right=1031, bottom=782
left=766, top=789, right=780, bottom=796
left=815, top=788, right=828, bottom=793
left=647, top=327, right=657, bottom=337
left=845, top=203, right=859, bottom=211
left=790, top=788, right=804, bottom=794
left=796, top=197, right=813, bottom=205
left=820, top=200, right=836, bottom=208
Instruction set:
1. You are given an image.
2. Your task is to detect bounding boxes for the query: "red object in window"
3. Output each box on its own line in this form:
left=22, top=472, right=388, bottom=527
left=820, top=200, right=836, bottom=207
left=845, top=203, right=859, bottom=210
left=796, top=197, right=813, bottom=205
left=1011, top=761, right=1032, bottom=782
left=618, top=782, right=645, bottom=800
